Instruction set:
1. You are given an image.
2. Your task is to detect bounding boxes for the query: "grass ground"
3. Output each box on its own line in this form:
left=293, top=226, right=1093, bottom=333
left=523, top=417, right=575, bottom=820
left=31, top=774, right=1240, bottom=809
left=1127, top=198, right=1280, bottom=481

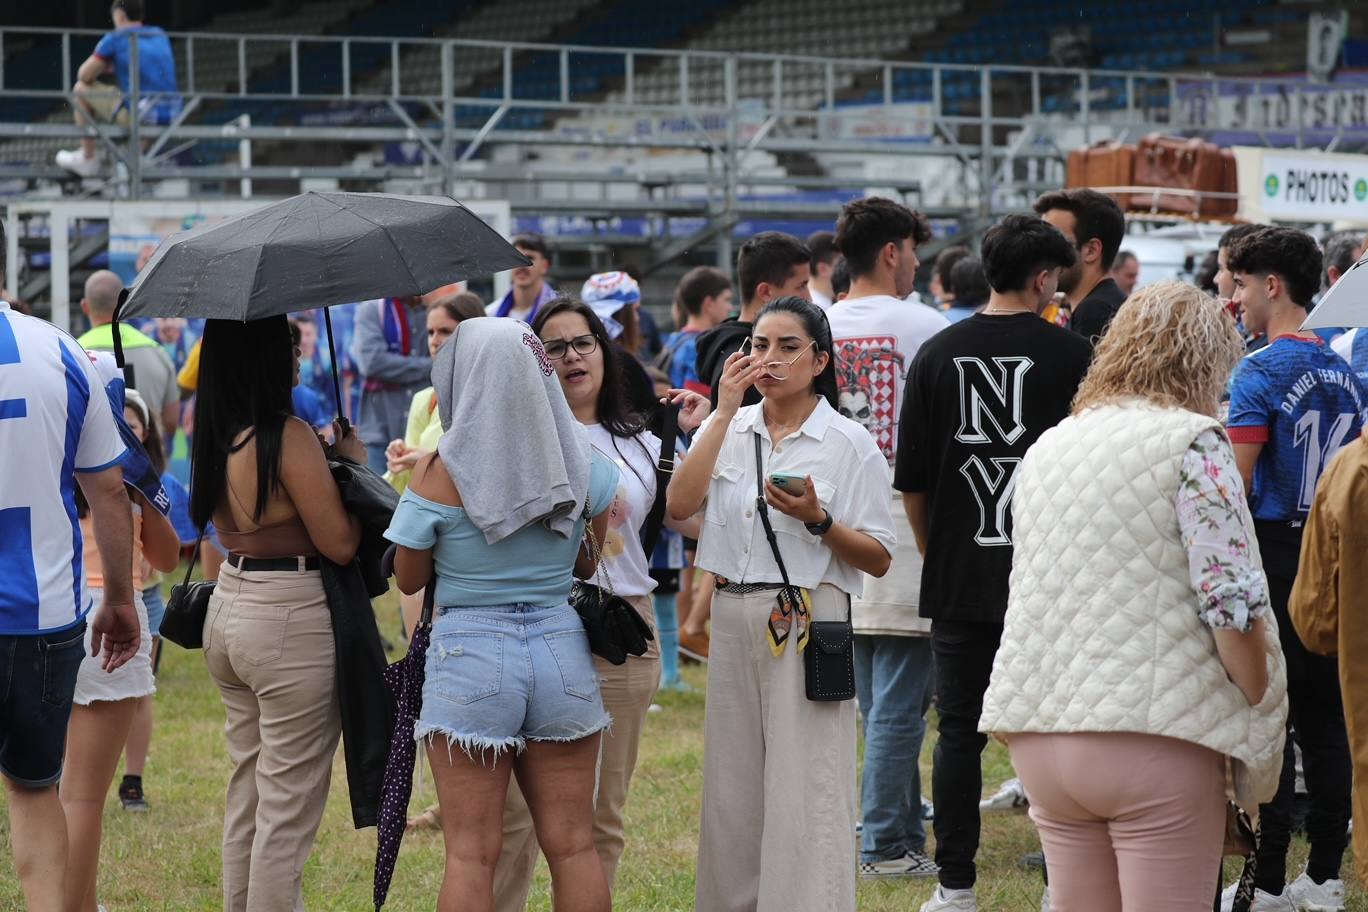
left=0, top=589, right=1359, bottom=910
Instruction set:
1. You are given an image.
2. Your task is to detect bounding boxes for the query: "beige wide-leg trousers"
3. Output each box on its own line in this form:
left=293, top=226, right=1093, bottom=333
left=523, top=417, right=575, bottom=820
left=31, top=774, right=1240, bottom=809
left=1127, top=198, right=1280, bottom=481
left=493, top=594, right=661, bottom=910
left=203, top=563, right=341, bottom=912
left=695, top=583, right=858, bottom=912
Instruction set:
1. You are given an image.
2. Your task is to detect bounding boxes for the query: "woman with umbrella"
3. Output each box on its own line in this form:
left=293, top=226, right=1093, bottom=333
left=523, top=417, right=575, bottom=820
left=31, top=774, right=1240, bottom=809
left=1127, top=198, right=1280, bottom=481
left=192, top=316, right=366, bottom=910
left=385, top=318, right=620, bottom=912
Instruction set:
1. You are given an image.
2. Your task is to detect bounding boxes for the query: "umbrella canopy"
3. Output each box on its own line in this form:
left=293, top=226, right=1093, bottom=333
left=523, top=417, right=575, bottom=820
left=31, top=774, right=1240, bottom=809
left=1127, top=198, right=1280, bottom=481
left=119, top=191, right=530, bottom=321
left=1304, top=254, right=1368, bottom=330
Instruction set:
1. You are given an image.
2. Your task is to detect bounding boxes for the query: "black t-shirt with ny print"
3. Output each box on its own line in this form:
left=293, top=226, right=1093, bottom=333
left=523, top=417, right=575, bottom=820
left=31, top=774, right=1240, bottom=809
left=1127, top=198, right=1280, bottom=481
left=893, top=312, right=1092, bottom=624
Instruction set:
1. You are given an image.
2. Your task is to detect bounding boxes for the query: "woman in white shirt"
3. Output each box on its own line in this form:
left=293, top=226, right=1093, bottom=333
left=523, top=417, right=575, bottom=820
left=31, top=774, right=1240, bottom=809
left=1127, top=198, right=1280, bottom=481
left=668, top=295, right=896, bottom=912
left=487, top=296, right=701, bottom=909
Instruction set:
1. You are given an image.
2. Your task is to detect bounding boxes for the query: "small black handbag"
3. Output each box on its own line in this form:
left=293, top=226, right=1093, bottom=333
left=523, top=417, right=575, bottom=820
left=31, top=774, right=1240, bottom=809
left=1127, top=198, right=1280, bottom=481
left=159, top=529, right=214, bottom=650
left=571, top=496, right=654, bottom=666
left=752, top=432, right=856, bottom=702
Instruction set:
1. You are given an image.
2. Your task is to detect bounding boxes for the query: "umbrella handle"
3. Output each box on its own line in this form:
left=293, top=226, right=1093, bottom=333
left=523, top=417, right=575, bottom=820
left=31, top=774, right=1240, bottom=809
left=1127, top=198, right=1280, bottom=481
left=322, top=306, right=351, bottom=437
left=111, top=289, right=129, bottom=369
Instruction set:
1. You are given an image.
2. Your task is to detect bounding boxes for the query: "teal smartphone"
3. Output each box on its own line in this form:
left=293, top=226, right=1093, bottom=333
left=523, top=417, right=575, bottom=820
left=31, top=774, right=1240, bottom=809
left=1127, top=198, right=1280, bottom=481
left=769, top=472, right=807, bottom=496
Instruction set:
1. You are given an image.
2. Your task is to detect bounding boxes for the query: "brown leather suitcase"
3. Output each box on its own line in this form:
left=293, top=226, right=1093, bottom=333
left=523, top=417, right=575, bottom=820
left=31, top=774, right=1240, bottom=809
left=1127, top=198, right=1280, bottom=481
left=1210, top=147, right=1239, bottom=218
left=1133, top=133, right=1236, bottom=217
left=1066, top=140, right=1134, bottom=207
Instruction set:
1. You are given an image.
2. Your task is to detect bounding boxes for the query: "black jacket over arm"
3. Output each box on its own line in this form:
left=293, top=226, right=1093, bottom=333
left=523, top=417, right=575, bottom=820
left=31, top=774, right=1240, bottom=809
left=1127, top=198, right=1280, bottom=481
left=325, top=457, right=399, bottom=829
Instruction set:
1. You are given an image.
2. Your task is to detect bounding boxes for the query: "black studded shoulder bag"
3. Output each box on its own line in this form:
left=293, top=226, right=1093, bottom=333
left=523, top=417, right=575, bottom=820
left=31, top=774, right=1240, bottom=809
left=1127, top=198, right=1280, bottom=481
left=751, top=432, right=854, bottom=702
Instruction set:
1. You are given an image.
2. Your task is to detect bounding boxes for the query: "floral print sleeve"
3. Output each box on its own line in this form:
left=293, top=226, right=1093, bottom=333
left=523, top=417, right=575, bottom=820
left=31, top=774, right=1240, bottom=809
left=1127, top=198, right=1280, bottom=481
left=1176, top=429, right=1270, bottom=632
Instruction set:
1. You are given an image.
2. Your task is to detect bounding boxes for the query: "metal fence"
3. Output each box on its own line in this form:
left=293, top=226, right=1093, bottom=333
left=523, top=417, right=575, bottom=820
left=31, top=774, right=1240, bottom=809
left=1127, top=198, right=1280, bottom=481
left=0, top=26, right=1362, bottom=211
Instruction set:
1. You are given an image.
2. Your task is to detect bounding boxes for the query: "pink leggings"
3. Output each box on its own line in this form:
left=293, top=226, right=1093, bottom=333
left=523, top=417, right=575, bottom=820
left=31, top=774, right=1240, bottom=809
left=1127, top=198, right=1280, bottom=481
left=1009, top=731, right=1226, bottom=912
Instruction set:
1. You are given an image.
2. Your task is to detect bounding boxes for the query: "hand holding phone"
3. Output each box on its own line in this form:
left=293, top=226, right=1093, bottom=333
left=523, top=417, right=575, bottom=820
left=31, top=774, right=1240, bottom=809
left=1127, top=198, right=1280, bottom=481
left=769, top=472, right=808, bottom=497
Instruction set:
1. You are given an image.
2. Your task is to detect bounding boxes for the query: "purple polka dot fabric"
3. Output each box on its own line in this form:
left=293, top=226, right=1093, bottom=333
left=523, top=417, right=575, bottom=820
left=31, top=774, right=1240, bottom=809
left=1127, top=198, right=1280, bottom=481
left=373, top=620, right=430, bottom=909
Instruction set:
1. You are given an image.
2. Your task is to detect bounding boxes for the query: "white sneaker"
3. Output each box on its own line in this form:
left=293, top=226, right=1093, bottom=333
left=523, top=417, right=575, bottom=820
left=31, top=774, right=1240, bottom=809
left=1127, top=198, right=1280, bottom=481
left=55, top=148, right=102, bottom=177
left=1284, top=872, right=1345, bottom=911
left=979, top=777, right=1029, bottom=814
left=919, top=885, right=977, bottom=912
left=1040, top=885, right=1051, bottom=912
left=1219, top=882, right=1297, bottom=912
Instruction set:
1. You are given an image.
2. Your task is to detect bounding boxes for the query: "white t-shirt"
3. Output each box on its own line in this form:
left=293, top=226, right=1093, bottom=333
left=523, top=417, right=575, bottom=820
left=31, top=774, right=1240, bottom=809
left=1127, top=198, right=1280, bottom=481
left=584, top=424, right=661, bottom=597
left=0, top=302, right=126, bottom=634
left=826, top=293, right=948, bottom=463
left=809, top=287, right=833, bottom=312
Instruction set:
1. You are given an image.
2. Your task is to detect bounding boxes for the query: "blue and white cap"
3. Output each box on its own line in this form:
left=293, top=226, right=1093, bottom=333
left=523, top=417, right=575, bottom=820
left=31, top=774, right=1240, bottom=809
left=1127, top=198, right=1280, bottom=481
left=580, top=271, right=640, bottom=340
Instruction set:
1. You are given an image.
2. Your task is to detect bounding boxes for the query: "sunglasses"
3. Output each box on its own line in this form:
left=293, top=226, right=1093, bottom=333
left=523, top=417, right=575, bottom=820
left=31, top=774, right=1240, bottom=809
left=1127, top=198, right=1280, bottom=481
left=543, top=333, right=599, bottom=361
left=741, top=337, right=816, bottom=381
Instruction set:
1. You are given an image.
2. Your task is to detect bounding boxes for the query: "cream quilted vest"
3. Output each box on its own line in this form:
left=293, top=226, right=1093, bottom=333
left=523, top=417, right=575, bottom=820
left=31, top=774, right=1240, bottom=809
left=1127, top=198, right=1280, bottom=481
left=979, top=402, right=1288, bottom=805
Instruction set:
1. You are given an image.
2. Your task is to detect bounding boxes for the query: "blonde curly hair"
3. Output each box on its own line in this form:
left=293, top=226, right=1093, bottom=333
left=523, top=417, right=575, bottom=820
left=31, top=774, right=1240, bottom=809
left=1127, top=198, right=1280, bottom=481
left=1072, top=281, right=1245, bottom=419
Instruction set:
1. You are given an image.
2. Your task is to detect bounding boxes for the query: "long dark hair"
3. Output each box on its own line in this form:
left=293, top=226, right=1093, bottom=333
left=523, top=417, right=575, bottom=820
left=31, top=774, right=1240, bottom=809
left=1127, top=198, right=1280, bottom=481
left=754, top=295, right=839, bottom=409
left=532, top=296, right=652, bottom=487
left=190, top=316, right=295, bottom=529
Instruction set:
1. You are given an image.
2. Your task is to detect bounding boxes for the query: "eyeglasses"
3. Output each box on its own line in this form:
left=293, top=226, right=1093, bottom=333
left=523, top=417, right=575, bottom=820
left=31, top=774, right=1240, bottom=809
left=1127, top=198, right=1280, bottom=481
left=741, top=337, right=816, bottom=381
left=542, top=333, right=599, bottom=361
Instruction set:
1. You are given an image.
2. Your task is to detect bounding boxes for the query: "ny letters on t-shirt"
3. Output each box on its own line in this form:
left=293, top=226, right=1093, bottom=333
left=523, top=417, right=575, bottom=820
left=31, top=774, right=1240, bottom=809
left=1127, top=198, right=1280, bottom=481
left=953, top=356, right=1033, bottom=546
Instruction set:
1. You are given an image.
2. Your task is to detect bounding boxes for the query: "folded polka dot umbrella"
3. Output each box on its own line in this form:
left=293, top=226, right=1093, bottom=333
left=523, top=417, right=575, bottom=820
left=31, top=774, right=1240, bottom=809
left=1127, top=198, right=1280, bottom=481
left=373, top=548, right=435, bottom=909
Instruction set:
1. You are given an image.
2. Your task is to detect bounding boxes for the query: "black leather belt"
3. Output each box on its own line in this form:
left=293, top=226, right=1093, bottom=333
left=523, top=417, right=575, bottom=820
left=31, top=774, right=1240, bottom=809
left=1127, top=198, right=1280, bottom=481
left=226, top=553, right=320, bottom=572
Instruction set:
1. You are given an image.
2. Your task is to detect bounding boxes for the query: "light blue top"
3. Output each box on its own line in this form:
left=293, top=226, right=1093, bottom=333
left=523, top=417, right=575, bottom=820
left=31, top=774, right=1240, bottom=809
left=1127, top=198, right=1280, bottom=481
left=384, top=451, right=620, bottom=608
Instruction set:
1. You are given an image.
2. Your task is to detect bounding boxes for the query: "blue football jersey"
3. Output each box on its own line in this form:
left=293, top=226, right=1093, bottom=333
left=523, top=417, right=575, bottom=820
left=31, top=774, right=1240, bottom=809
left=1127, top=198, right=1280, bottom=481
left=1331, top=328, right=1368, bottom=386
left=1227, top=336, right=1368, bottom=521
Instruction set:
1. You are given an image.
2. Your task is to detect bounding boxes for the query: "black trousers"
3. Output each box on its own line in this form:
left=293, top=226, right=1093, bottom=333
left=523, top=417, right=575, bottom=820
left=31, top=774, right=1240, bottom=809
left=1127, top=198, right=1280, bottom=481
left=1252, top=521, right=1351, bottom=892
left=930, top=618, right=1004, bottom=890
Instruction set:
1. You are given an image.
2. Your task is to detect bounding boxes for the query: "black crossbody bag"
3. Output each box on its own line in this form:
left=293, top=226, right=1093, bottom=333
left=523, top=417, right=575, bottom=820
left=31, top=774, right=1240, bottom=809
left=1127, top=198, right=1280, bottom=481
left=160, top=529, right=214, bottom=650
left=751, top=433, right=855, bottom=702
left=570, top=491, right=655, bottom=666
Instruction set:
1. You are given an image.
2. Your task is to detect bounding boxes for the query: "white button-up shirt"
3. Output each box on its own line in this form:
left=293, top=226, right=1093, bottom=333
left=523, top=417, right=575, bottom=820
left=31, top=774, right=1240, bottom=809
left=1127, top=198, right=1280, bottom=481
left=694, top=398, right=896, bottom=596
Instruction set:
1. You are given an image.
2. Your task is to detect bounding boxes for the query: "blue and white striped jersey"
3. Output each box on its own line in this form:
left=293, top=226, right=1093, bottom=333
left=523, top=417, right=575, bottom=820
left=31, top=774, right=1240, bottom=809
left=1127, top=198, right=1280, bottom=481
left=0, top=302, right=125, bottom=634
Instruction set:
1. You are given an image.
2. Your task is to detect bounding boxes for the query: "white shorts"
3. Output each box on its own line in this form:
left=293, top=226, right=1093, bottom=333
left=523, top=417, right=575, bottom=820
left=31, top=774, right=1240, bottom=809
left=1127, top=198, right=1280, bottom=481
left=73, top=587, right=156, bottom=705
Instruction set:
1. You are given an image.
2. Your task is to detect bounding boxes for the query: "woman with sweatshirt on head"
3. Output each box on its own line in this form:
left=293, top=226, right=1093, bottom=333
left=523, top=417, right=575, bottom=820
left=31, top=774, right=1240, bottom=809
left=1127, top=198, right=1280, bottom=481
left=386, top=318, right=620, bottom=912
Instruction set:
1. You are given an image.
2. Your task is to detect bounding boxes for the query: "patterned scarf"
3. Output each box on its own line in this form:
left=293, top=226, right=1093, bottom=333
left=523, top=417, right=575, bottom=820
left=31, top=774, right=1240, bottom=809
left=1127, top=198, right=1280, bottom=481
left=381, top=298, right=412, bottom=356
left=364, top=299, right=414, bottom=393
left=767, top=586, right=811, bottom=657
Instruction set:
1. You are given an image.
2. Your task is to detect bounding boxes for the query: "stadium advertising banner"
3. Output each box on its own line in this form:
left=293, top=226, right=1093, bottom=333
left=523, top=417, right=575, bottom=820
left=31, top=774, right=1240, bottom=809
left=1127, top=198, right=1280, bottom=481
left=1179, top=73, right=1368, bottom=146
left=1233, top=146, right=1368, bottom=224
left=1259, top=151, right=1368, bottom=221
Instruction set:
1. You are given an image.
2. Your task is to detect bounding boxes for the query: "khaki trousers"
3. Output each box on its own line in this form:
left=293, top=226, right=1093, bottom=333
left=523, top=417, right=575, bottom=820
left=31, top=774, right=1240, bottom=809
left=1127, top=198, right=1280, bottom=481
left=493, top=594, right=661, bottom=910
left=203, top=563, right=342, bottom=912
left=695, top=585, right=858, bottom=912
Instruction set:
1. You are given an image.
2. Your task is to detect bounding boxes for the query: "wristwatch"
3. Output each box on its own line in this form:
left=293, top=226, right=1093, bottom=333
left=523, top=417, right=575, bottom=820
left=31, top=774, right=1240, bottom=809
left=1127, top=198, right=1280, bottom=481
left=805, top=509, right=834, bottom=537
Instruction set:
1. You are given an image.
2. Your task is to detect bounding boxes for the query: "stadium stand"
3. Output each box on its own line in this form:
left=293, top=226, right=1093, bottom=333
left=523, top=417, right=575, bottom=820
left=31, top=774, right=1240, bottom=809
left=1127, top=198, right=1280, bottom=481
left=0, top=0, right=374, bottom=166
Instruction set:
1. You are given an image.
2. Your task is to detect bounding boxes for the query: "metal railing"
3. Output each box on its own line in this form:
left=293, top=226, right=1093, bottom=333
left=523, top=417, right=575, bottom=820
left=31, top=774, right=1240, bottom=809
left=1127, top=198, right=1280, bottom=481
left=0, top=26, right=1363, bottom=207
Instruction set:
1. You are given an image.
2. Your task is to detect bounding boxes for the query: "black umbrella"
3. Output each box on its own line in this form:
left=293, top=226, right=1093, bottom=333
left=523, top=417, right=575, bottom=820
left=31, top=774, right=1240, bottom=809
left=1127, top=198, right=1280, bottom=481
left=113, top=191, right=530, bottom=426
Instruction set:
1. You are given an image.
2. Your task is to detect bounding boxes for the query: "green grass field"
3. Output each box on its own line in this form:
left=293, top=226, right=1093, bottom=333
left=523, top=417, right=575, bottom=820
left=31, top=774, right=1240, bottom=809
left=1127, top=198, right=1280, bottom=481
left=0, top=589, right=1359, bottom=910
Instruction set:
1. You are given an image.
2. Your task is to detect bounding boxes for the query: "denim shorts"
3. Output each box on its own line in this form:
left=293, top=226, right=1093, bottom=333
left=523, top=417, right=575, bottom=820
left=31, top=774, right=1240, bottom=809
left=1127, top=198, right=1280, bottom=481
left=143, top=582, right=166, bottom=638
left=415, top=603, right=610, bottom=758
left=0, top=622, right=88, bottom=787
